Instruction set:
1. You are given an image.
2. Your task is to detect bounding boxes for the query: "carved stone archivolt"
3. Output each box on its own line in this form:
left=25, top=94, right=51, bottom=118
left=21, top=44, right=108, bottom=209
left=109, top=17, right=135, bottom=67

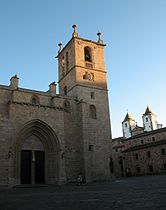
left=14, top=119, right=61, bottom=183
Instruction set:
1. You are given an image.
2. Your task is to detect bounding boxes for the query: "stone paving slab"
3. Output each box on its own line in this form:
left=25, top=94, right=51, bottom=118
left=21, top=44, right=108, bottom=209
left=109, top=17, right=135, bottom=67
left=0, top=175, right=166, bottom=210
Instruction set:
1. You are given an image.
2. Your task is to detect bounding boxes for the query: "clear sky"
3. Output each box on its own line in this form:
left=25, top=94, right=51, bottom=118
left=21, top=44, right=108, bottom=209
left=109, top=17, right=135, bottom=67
left=0, top=0, right=166, bottom=138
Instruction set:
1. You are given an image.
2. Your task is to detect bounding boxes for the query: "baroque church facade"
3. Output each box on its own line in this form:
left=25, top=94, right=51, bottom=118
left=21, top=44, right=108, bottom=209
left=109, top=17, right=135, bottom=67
left=0, top=25, right=113, bottom=186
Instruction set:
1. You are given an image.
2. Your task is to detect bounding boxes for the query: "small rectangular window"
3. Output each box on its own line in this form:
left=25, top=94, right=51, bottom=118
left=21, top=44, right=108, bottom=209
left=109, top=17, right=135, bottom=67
left=141, top=140, right=144, bottom=144
left=91, top=92, right=95, bottom=99
left=135, top=153, right=139, bottom=160
left=147, top=151, right=151, bottom=158
left=89, top=145, right=94, bottom=152
left=161, top=148, right=165, bottom=155
left=152, top=137, right=155, bottom=142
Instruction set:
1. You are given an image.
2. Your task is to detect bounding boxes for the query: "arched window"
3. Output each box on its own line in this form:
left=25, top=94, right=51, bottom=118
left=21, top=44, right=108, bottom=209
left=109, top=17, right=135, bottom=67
left=89, top=105, right=97, bottom=119
left=66, top=52, right=69, bottom=72
left=31, top=96, right=39, bottom=105
left=64, top=100, right=71, bottom=113
left=84, top=47, right=92, bottom=62
left=62, top=56, right=65, bottom=76
left=64, top=86, right=67, bottom=95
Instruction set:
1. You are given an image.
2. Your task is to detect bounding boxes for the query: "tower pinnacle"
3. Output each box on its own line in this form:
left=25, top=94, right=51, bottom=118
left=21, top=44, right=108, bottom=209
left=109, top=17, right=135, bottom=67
left=97, top=32, right=103, bottom=44
left=58, top=42, right=63, bottom=53
left=72, top=24, right=78, bottom=37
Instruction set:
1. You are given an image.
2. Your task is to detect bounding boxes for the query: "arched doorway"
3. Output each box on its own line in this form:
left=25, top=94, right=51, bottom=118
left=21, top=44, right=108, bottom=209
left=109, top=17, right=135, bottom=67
left=14, top=120, right=60, bottom=184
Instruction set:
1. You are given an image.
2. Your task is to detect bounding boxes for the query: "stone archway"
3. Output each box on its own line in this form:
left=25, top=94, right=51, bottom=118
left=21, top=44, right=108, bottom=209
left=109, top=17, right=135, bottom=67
left=14, top=119, right=61, bottom=184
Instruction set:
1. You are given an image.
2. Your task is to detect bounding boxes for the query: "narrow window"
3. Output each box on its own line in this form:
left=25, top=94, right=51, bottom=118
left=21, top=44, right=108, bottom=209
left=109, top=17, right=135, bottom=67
left=161, top=148, right=165, bottom=155
left=62, top=56, right=65, bottom=76
left=84, top=47, right=92, bottom=62
left=146, top=117, right=148, bottom=122
left=66, top=52, right=69, bottom=72
left=135, top=153, right=139, bottom=160
left=89, top=145, right=94, bottom=152
left=64, top=100, right=70, bottom=113
left=32, top=97, right=37, bottom=105
left=152, top=137, right=155, bottom=142
left=91, top=92, right=95, bottom=99
left=89, top=105, right=97, bottom=119
left=141, top=140, right=144, bottom=144
left=31, top=96, right=39, bottom=105
left=125, top=123, right=127, bottom=127
left=147, top=151, right=151, bottom=158
left=64, top=86, right=67, bottom=95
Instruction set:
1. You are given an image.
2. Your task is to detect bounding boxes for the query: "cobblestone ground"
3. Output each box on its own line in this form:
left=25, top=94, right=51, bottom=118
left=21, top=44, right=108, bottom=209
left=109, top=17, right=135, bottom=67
left=0, top=175, right=166, bottom=210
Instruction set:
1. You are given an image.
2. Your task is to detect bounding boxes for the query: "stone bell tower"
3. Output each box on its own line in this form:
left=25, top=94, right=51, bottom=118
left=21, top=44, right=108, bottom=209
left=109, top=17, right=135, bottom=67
left=57, top=24, right=107, bottom=100
left=57, top=25, right=112, bottom=182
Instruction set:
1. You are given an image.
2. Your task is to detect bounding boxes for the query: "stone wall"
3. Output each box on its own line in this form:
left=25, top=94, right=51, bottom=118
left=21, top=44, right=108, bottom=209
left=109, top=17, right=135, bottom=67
left=113, top=128, right=166, bottom=177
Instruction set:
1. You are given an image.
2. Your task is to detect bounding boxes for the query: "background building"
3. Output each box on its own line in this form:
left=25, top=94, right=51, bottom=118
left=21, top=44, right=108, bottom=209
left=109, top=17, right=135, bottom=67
left=113, top=107, right=166, bottom=177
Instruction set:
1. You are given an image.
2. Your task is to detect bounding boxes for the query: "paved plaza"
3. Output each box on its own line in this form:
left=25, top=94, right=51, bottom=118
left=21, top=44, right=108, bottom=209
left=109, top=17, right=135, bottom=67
left=0, top=175, right=166, bottom=210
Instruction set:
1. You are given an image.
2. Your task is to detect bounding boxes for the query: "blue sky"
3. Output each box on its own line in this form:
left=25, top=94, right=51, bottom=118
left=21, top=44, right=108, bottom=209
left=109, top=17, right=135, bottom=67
left=0, top=0, right=166, bottom=137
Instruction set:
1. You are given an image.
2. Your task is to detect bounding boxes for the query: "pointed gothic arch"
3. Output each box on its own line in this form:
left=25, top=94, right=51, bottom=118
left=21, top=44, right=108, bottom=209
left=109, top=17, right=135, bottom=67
left=14, top=119, right=61, bottom=184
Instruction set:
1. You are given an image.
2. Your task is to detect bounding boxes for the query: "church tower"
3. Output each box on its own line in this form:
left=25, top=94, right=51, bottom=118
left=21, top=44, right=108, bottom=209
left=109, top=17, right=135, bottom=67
left=57, top=25, right=112, bottom=182
left=142, top=106, right=158, bottom=132
left=57, top=24, right=107, bottom=100
left=122, top=112, right=136, bottom=139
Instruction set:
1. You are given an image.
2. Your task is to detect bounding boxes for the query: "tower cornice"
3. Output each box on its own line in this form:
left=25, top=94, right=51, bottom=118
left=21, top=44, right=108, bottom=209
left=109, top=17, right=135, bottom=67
left=56, top=36, right=106, bottom=58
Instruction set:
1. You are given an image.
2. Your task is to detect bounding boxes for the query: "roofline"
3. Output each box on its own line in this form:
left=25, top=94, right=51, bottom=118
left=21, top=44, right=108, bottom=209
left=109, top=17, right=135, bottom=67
left=0, top=84, right=10, bottom=90
left=112, top=137, right=124, bottom=142
left=56, top=36, right=106, bottom=58
left=122, top=139, right=166, bottom=153
left=125, top=127, right=166, bottom=141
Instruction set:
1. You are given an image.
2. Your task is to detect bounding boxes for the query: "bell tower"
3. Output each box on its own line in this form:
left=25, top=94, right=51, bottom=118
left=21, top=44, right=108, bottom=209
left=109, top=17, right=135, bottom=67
left=57, top=25, right=107, bottom=100
left=57, top=25, right=112, bottom=182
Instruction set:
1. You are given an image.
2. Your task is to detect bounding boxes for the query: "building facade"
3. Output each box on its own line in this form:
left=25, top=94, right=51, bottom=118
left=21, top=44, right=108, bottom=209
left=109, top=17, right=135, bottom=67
left=0, top=25, right=112, bottom=186
left=113, top=107, right=166, bottom=177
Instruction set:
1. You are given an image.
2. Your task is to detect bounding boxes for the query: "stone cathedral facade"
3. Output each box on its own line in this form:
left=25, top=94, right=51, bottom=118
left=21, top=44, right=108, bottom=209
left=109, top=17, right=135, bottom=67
left=0, top=25, right=112, bottom=186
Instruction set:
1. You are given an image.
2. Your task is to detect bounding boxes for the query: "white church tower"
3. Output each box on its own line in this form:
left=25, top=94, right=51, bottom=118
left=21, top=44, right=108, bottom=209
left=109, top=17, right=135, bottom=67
left=122, top=112, right=136, bottom=139
left=142, top=106, right=161, bottom=132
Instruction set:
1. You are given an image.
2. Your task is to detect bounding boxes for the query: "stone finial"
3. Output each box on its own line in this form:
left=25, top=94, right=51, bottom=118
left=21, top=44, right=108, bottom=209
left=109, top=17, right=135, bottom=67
left=72, top=24, right=78, bottom=37
left=97, top=32, right=103, bottom=44
left=49, top=81, right=56, bottom=96
left=10, top=75, right=19, bottom=90
left=58, top=42, right=63, bottom=54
